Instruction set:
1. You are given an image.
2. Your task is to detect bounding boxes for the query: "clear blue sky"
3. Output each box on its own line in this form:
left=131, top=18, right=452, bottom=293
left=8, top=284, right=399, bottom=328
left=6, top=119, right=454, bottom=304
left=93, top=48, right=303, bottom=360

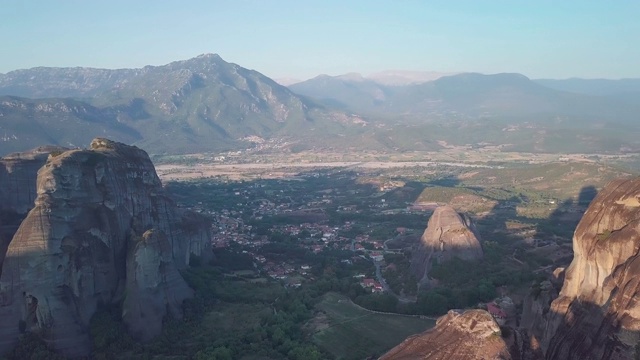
left=1, top=0, right=638, bottom=79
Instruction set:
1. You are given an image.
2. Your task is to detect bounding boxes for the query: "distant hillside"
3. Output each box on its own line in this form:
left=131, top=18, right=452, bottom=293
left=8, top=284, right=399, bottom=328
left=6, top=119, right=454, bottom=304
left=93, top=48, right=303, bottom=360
left=366, top=70, right=456, bottom=85
left=291, top=72, right=640, bottom=123
left=0, top=67, right=140, bottom=99
left=534, top=78, right=640, bottom=111
left=534, top=78, right=640, bottom=96
left=287, top=72, right=640, bottom=153
left=0, top=55, right=365, bottom=154
left=0, top=96, right=141, bottom=154
left=2, top=57, right=640, bottom=155
left=289, top=73, right=390, bottom=113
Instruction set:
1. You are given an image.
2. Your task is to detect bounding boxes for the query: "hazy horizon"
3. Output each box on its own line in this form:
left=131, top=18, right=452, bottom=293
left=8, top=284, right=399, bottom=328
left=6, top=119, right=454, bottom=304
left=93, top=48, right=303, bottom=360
left=3, top=1, right=639, bottom=80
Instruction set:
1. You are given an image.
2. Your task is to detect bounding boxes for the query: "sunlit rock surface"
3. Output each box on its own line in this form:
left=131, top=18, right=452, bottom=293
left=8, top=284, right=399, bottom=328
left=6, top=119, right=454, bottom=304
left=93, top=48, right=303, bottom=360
left=0, top=146, right=65, bottom=275
left=411, top=205, right=483, bottom=286
left=539, top=177, right=640, bottom=359
left=380, top=309, right=510, bottom=360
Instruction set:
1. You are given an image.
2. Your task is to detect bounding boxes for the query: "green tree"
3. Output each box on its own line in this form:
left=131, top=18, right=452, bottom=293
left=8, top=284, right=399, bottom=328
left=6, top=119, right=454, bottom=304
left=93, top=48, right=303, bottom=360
left=289, top=345, right=323, bottom=360
left=194, top=347, right=233, bottom=360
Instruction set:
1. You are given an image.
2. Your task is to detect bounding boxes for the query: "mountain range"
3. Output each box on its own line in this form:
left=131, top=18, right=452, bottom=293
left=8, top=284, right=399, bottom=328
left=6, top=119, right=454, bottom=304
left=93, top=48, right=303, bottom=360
left=0, top=54, right=363, bottom=154
left=290, top=72, right=640, bottom=122
left=1, top=54, right=639, bottom=155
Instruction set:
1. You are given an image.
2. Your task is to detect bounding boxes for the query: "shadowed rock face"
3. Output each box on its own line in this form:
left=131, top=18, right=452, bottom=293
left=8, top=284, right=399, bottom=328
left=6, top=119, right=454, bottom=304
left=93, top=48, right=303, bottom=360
left=0, top=146, right=66, bottom=275
left=0, top=146, right=64, bottom=214
left=519, top=280, right=559, bottom=356
left=0, top=138, right=212, bottom=357
left=123, top=230, right=194, bottom=341
left=411, top=205, right=483, bottom=285
left=380, top=309, right=510, bottom=360
left=538, top=177, right=640, bottom=359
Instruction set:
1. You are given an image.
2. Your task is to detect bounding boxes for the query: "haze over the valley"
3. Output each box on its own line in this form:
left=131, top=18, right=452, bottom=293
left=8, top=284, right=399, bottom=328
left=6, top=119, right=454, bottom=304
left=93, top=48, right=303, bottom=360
left=3, top=2, right=640, bottom=360
left=0, top=1, right=638, bottom=158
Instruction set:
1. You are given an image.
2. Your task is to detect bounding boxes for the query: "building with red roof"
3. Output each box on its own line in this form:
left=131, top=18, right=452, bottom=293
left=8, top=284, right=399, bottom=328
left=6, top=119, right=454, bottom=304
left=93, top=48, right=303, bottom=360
left=487, top=303, right=507, bottom=325
left=362, top=278, right=376, bottom=287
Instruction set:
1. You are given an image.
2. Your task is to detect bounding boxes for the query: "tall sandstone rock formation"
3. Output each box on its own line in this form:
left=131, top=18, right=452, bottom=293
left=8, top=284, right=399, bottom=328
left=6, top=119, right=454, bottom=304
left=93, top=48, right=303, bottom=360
left=380, top=309, right=511, bottom=360
left=0, top=138, right=212, bottom=357
left=389, top=177, right=640, bottom=360
left=0, top=146, right=65, bottom=275
left=411, top=205, right=483, bottom=286
left=534, top=177, right=640, bottom=359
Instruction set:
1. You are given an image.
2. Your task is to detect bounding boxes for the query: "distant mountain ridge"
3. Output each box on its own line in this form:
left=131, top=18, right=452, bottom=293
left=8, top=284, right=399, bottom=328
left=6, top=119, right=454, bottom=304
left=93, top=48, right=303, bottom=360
left=0, top=54, right=364, bottom=154
left=290, top=71, right=640, bottom=122
left=534, top=78, right=640, bottom=96
left=0, top=96, right=142, bottom=154
left=288, top=71, right=640, bottom=153
left=0, top=66, right=140, bottom=99
left=1, top=56, right=640, bottom=155
left=366, top=70, right=456, bottom=85
left=289, top=73, right=390, bottom=113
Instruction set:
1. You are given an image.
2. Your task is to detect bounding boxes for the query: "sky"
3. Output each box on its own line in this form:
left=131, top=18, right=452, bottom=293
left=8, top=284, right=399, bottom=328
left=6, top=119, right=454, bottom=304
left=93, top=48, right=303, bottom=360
left=1, top=0, right=639, bottom=80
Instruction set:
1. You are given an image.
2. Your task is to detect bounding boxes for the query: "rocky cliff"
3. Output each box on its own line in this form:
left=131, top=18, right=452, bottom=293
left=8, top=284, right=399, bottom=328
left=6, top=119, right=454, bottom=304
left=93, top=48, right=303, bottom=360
left=533, top=177, right=640, bottom=359
left=385, top=177, right=640, bottom=359
left=0, top=146, right=65, bottom=275
left=519, top=280, right=559, bottom=356
left=0, top=138, right=212, bottom=357
left=379, top=309, right=511, bottom=360
left=411, top=205, right=483, bottom=285
left=0, top=146, right=63, bottom=214
left=123, top=229, right=195, bottom=342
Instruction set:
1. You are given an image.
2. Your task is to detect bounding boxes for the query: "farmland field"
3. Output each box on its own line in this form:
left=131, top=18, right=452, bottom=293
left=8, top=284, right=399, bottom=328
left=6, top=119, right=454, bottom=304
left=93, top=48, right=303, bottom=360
left=311, top=292, right=435, bottom=360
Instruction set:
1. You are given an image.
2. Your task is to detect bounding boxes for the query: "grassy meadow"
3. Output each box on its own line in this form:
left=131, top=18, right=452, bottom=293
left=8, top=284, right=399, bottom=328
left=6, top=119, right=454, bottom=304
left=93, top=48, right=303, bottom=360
left=312, top=293, right=435, bottom=360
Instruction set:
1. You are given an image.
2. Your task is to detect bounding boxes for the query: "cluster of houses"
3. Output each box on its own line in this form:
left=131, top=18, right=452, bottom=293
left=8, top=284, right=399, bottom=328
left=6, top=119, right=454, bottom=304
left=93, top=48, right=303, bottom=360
left=273, top=222, right=348, bottom=240
left=262, top=262, right=311, bottom=287
left=193, top=174, right=416, bottom=295
left=354, top=275, right=384, bottom=293
left=211, top=212, right=392, bottom=258
left=210, top=210, right=254, bottom=248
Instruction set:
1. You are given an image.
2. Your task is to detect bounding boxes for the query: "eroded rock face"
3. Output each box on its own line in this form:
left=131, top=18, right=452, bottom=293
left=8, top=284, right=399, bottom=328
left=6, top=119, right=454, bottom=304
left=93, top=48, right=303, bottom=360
left=0, top=146, right=65, bottom=275
left=386, top=178, right=640, bottom=360
left=0, top=138, right=212, bottom=357
left=0, top=146, right=63, bottom=214
left=520, top=280, right=558, bottom=355
left=411, top=205, right=483, bottom=285
left=123, top=230, right=194, bottom=341
left=380, top=309, right=510, bottom=360
left=538, top=177, right=640, bottom=360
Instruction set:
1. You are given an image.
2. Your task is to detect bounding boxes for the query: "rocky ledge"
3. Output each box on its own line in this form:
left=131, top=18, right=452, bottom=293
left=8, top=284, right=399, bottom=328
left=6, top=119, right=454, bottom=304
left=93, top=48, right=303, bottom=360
left=380, top=309, right=511, bottom=360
